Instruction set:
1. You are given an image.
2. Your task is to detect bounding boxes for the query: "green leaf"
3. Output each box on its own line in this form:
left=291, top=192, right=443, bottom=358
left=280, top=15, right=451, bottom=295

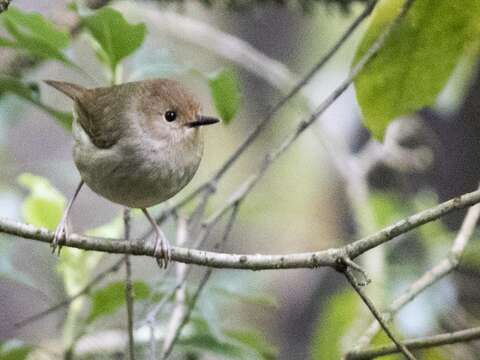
left=310, top=289, right=360, bottom=360
left=82, top=8, right=146, bottom=73
left=225, top=329, right=277, bottom=360
left=0, top=7, right=71, bottom=64
left=179, top=317, right=246, bottom=359
left=353, top=0, right=480, bottom=139
left=208, top=68, right=241, bottom=124
left=0, top=76, right=72, bottom=129
left=0, top=340, right=32, bottom=360
left=17, top=173, right=65, bottom=230
left=88, top=281, right=150, bottom=323
left=2, top=7, right=69, bottom=48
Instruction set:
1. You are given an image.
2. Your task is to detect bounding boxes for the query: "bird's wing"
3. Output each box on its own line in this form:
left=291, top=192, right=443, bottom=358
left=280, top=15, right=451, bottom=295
left=75, top=84, right=133, bottom=149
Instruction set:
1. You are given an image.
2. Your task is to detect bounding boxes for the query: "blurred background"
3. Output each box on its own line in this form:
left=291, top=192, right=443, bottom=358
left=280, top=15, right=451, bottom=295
left=1, top=0, right=480, bottom=359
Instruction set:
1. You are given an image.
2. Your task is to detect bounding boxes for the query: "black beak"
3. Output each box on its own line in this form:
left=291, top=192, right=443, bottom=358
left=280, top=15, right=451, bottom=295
left=187, top=115, right=220, bottom=128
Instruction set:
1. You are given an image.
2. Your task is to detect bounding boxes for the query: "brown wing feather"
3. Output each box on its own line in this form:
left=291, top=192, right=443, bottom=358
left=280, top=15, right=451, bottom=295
left=75, top=83, right=135, bottom=149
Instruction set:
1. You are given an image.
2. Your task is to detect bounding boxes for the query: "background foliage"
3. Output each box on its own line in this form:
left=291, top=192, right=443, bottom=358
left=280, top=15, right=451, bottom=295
left=0, top=0, right=480, bottom=359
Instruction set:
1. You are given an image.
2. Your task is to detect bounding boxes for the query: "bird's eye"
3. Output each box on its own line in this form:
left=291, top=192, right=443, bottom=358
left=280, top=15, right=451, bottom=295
left=164, top=110, right=177, bottom=122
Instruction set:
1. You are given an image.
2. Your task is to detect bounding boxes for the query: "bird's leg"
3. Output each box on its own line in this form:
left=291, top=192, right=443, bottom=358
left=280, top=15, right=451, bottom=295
left=52, top=180, right=84, bottom=255
left=142, top=208, right=171, bottom=268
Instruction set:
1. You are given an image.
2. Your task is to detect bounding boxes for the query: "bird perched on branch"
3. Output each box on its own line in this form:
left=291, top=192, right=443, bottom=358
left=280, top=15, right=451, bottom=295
left=45, top=79, right=219, bottom=267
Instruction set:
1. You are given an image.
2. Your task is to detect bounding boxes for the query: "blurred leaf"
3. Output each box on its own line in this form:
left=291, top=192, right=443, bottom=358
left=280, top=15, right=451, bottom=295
left=179, top=332, right=245, bottom=359
left=225, top=329, right=277, bottom=360
left=208, top=68, right=241, bottom=124
left=88, top=281, right=150, bottom=323
left=353, top=0, right=480, bottom=139
left=178, top=316, right=275, bottom=359
left=369, top=191, right=411, bottom=228
left=412, top=192, right=451, bottom=247
left=17, top=173, right=65, bottom=230
left=0, top=7, right=71, bottom=64
left=82, top=8, right=146, bottom=73
left=0, top=76, right=72, bottom=129
left=58, top=214, right=123, bottom=296
left=58, top=247, right=104, bottom=296
left=459, top=234, right=480, bottom=268
left=420, top=347, right=449, bottom=360
left=2, top=7, right=69, bottom=48
left=0, top=340, right=32, bottom=360
left=310, top=289, right=360, bottom=360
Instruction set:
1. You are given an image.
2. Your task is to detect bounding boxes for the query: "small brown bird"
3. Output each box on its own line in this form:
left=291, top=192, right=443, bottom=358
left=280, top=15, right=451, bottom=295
left=45, top=79, right=219, bottom=267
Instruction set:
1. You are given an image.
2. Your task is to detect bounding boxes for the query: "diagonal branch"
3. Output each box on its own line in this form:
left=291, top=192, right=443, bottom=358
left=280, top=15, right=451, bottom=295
left=348, top=199, right=480, bottom=352
left=343, top=267, right=417, bottom=359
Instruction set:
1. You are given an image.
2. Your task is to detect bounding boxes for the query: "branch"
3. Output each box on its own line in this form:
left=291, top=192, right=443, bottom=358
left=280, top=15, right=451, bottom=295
left=343, top=267, right=416, bottom=360
left=123, top=208, right=135, bottom=360
left=2, top=188, right=480, bottom=270
left=161, top=217, right=189, bottom=357
left=345, top=327, right=480, bottom=360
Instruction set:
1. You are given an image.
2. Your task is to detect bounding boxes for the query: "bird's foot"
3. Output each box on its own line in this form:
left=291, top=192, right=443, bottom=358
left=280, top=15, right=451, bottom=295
left=51, top=217, right=69, bottom=256
left=153, top=229, right=171, bottom=269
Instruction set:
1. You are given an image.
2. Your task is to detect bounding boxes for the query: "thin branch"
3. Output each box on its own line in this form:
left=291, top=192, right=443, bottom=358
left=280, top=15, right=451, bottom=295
left=350, top=199, right=480, bottom=352
left=160, top=205, right=240, bottom=359
left=124, top=208, right=136, bottom=360
left=14, top=257, right=124, bottom=328
left=161, top=217, right=189, bottom=357
left=345, top=327, right=480, bottom=360
left=343, top=268, right=417, bottom=360
left=2, top=188, right=480, bottom=269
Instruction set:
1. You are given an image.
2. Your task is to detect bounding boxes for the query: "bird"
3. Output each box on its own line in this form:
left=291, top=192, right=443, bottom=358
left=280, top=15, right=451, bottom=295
left=45, top=79, right=219, bottom=267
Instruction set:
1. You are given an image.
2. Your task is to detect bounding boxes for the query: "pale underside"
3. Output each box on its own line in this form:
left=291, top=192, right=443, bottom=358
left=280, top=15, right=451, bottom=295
left=72, top=110, right=204, bottom=209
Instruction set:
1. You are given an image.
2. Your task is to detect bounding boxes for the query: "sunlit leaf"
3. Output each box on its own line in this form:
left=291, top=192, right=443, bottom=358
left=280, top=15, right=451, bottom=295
left=17, top=173, right=65, bottom=230
left=225, top=329, right=277, bottom=360
left=83, top=8, right=146, bottom=73
left=354, top=0, right=480, bottom=139
left=88, top=281, right=150, bottom=323
left=208, top=68, right=241, bottom=124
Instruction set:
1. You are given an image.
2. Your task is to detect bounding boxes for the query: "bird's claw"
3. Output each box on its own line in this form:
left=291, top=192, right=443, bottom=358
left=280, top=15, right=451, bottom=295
left=153, top=233, right=171, bottom=269
left=51, top=218, right=69, bottom=255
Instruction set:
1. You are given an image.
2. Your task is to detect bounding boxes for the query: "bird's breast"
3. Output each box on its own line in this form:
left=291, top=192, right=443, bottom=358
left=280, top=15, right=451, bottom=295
left=72, top=118, right=203, bottom=208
